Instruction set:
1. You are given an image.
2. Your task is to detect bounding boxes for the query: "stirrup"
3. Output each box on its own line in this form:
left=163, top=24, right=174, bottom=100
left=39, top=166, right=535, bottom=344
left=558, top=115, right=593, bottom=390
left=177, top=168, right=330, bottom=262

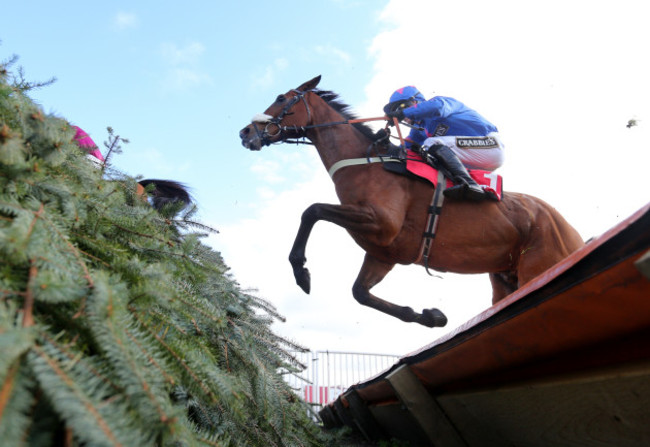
left=444, top=183, right=488, bottom=201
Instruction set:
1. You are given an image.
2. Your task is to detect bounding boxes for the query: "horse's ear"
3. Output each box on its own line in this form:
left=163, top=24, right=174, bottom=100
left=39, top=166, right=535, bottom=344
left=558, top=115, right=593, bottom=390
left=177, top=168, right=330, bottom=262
left=297, top=75, right=321, bottom=91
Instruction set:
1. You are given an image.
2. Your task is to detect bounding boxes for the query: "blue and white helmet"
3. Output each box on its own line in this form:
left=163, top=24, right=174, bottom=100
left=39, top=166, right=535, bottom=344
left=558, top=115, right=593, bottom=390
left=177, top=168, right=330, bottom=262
left=384, top=86, right=426, bottom=114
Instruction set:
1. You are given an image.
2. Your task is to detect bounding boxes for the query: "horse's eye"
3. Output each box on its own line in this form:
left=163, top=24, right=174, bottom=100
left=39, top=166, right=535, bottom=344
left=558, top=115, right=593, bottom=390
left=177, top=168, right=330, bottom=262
left=275, top=95, right=286, bottom=103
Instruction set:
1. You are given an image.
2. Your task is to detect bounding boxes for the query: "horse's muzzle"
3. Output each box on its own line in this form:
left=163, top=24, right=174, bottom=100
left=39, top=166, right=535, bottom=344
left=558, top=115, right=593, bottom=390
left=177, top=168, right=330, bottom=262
left=239, top=126, right=262, bottom=151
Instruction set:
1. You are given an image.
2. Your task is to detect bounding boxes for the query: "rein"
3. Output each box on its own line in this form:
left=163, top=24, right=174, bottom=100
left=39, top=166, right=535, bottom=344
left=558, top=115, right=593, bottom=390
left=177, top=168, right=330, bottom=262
left=252, top=88, right=412, bottom=177
left=252, top=88, right=391, bottom=146
left=269, top=115, right=389, bottom=145
left=285, top=116, right=392, bottom=146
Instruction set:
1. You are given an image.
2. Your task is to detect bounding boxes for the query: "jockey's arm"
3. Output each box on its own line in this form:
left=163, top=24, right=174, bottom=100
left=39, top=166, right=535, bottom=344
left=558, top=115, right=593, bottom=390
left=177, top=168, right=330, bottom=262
left=404, top=96, right=465, bottom=121
left=404, top=129, right=426, bottom=149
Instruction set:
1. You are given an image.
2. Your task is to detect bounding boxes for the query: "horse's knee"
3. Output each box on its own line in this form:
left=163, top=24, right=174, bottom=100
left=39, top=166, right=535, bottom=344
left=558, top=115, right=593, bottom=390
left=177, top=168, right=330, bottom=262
left=301, top=204, right=320, bottom=223
left=352, top=281, right=370, bottom=305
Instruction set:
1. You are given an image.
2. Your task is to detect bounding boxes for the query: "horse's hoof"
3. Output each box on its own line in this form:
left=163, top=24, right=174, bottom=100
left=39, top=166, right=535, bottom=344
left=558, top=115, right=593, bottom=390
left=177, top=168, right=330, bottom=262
left=420, top=308, right=447, bottom=328
left=294, top=267, right=311, bottom=294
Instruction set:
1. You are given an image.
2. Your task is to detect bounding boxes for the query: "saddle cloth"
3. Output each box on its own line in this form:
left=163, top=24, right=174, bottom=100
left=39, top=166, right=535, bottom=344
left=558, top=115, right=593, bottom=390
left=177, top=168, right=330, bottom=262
left=394, top=150, right=503, bottom=201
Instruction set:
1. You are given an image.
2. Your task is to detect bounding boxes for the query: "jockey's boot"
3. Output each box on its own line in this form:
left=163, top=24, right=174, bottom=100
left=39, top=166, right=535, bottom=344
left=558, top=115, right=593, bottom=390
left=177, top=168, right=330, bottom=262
left=426, top=144, right=490, bottom=201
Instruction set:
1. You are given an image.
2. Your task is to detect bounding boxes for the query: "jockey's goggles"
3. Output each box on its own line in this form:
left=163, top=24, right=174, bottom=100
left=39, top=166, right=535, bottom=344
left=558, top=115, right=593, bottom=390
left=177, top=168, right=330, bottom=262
left=383, top=98, right=417, bottom=115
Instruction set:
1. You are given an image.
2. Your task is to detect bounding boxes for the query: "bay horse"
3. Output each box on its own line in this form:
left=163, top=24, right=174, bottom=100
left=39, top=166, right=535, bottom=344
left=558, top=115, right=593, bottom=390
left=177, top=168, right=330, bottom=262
left=239, top=75, right=584, bottom=327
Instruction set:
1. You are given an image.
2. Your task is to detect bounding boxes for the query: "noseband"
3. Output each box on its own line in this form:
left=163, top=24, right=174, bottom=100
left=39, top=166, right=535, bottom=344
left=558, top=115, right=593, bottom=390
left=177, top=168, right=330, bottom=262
left=251, top=89, right=314, bottom=146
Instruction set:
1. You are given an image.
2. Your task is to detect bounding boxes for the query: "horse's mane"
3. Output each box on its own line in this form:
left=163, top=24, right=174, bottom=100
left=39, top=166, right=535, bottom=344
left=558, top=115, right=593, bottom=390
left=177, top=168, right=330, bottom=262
left=313, top=89, right=382, bottom=142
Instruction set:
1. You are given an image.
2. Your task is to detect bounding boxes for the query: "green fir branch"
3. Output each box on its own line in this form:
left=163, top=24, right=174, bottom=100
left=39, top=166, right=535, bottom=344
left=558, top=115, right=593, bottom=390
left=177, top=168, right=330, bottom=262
left=1, top=54, right=325, bottom=447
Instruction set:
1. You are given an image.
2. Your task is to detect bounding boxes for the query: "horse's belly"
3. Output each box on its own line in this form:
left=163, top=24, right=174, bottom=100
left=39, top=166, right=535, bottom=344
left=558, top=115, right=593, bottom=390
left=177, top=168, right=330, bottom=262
left=425, top=241, right=516, bottom=274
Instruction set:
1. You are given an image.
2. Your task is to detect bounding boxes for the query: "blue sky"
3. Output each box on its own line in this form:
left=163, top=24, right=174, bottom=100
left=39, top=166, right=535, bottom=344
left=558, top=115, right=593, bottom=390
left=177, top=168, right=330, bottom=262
left=3, top=0, right=650, bottom=355
left=1, top=0, right=385, bottom=225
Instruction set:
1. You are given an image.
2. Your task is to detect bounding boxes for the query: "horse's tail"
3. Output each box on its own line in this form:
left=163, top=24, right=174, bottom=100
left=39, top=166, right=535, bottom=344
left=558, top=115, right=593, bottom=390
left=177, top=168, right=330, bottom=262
left=138, top=179, right=192, bottom=212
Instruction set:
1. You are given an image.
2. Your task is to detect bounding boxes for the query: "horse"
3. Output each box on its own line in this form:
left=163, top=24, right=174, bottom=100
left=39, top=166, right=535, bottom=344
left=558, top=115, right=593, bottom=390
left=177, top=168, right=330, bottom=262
left=239, top=75, right=584, bottom=328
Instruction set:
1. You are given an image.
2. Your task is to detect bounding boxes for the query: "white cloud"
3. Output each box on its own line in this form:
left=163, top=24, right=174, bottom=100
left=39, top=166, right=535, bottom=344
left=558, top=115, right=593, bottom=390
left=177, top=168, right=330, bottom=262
left=361, top=0, right=650, bottom=242
left=216, top=149, right=491, bottom=354
left=163, top=68, right=212, bottom=90
left=116, top=146, right=191, bottom=178
left=219, top=0, right=650, bottom=355
left=251, top=159, right=286, bottom=184
left=159, top=42, right=212, bottom=91
left=160, top=42, right=205, bottom=65
left=314, top=44, right=351, bottom=64
left=114, top=11, right=138, bottom=30
left=250, top=58, right=289, bottom=91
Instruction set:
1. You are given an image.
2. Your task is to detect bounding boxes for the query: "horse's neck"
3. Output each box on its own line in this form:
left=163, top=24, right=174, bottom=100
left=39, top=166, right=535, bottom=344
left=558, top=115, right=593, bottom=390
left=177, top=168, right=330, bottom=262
left=307, top=109, right=371, bottom=173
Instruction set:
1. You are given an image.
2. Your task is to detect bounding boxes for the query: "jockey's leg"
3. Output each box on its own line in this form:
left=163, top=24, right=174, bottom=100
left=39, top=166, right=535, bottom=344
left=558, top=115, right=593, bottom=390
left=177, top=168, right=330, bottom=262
left=425, top=144, right=492, bottom=201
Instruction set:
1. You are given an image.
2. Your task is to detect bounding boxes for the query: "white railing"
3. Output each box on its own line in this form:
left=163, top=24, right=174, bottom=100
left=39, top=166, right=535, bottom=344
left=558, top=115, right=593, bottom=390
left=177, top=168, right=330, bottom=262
left=283, top=350, right=400, bottom=409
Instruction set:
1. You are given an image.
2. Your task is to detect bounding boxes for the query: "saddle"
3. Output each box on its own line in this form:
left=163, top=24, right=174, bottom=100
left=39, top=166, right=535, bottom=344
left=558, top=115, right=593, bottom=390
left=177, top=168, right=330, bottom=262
left=382, top=149, right=503, bottom=200
left=379, top=148, right=504, bottom=273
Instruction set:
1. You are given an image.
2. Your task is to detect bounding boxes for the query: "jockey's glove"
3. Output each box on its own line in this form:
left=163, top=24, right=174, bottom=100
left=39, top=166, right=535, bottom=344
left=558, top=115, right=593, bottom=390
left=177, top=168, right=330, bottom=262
left=385, top=108, right=405, bottom=121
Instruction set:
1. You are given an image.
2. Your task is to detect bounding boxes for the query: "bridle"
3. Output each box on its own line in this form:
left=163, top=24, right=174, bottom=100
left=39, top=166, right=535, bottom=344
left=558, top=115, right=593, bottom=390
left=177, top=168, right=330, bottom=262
left=250, top=89, right=391, bottom=147
left=251, top=89, right=315, bottom=146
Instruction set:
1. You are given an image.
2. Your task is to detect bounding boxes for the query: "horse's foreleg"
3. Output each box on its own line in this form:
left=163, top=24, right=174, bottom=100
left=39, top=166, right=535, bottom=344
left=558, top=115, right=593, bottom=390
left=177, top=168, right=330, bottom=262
left=288, top=207, right=318, bottom=294
left=289, top=203, right=382, bottom=294
left=353, top=254, right=448, bottom=328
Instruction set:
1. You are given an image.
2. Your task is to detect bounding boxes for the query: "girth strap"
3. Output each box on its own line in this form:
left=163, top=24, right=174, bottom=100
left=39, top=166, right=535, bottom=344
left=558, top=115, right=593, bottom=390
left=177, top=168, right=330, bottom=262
left=417, top=170, right=446, bottom=275
left=328, top=156, right=401, bottom=179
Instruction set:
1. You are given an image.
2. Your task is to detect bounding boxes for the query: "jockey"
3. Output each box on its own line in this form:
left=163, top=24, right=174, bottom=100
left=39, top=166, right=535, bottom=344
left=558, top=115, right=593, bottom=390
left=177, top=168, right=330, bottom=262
left=384, top=86, right=504, bottom=201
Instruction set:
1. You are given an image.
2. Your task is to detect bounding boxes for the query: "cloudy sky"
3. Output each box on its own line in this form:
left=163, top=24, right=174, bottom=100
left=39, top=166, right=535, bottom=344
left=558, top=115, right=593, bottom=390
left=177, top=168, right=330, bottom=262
left=2, top=0, right=649, bottom=356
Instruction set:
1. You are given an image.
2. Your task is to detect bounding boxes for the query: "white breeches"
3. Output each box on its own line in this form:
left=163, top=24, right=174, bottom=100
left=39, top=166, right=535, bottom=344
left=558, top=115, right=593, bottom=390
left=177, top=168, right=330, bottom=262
left=423, top=132, right=505, bottom=171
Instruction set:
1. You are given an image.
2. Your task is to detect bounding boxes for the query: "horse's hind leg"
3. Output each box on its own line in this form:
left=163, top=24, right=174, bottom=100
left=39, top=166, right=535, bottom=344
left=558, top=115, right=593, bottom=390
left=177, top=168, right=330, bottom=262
left=489, top=272, right=518, bottom=304
left=353, top=254, right=447, bottom=328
